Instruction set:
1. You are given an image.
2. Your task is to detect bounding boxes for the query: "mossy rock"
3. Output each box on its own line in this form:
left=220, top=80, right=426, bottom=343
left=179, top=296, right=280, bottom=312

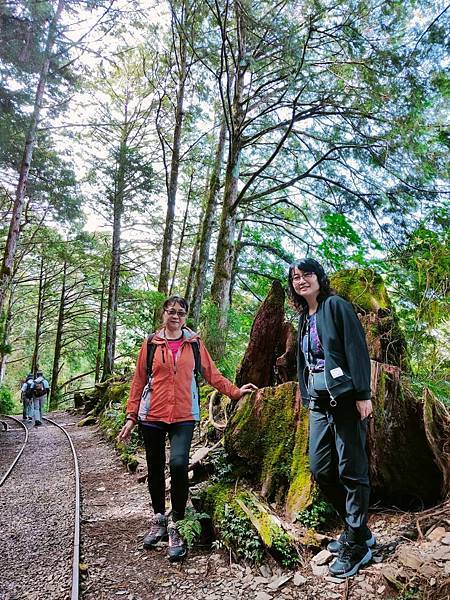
left=330, top=268, right=391, bottom=313
left=225, top=382, right=313, bottom=519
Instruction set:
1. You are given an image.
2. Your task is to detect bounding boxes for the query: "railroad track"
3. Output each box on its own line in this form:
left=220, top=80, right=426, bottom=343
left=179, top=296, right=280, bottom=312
left=0, top=413, right=81, bottom=600
left=0, top=414, right=29, bottom=486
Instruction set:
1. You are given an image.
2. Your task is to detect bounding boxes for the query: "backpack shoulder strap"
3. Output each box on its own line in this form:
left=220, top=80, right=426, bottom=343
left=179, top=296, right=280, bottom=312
left=146, top=334, right=156, bottom=378
left=191, top=340, right=202, bottom=381
left=192, top=340, right=201, bottom=375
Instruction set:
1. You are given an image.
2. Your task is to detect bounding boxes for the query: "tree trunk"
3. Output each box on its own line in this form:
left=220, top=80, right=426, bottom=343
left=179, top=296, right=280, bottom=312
left=0, top=0, right=65, bottom=316
left=229, top=216, right=246, bottom=302
left=31, top=257, right=46, bottom=374
left=49, top=261, right=67, bottom=410
left=95, top=270, right=107, bottom=383
left=156, top=7, right=188, bottom=299
left=184, top=230, right=200, bottom=308
left=191, top=119, right=227, bottom=328
left=169, top=170, right=194, bottom=296
left=102, top=128, right=128, bottom=379
left=207, top=4, right=246, bottom=360
left=0, top=290, right=14, bottom=383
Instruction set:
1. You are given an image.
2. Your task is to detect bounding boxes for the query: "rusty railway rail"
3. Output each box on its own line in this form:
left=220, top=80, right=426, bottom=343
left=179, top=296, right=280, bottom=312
left=0, top=413, right=81, bottom=600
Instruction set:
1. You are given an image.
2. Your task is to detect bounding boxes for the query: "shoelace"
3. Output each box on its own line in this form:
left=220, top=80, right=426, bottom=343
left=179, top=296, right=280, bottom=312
left=149, top=518, right=166, bottom=535
left=338, top=542, right=355, bottom=561
left=169, top=527, right=183, bottom=547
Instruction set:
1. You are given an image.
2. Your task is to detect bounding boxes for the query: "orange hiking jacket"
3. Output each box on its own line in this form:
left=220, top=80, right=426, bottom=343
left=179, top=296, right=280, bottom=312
left=126, top=328, right=241, bottom=424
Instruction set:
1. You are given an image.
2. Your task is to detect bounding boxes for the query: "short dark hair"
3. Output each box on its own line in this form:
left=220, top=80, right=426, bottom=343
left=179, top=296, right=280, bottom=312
left=162, top=295, right=189, bottom=313
left=287, top=257, right=333, bottom=313
left=36, top=371, right=43, bottom=377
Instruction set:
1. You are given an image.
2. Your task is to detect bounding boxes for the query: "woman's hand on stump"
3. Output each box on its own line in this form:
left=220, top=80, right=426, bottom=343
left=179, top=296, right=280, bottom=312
left=118, top=419, right=135, bottom=444
left=238, top=383, right=258, bottom=397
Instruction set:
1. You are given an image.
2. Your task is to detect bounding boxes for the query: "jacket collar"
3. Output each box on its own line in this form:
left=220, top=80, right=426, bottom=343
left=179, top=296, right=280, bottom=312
left=151, top=327, right=199, bottom=344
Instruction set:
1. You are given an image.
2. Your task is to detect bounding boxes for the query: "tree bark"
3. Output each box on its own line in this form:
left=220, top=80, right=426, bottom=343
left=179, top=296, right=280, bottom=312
left=235, top=280, right=286, bottom=388
left=207, top=3, right=247, bottom=360
left=31, top=256, right=46, bottom=375
left=156, top=3, right=188, bottom=299
left=191, top=118, right=227, bottom=328
left=184, top=230, right=200, bottom=307
left=49, top=261, right=67, bottom=410
left=95, top=269, right=107, bottom=383
left=0, top=289, right=14, bottom=383
left=0, top=0, right=65, bottom=316
left=102, top=116, right=129, bottom=378
left=169, top=170, right=194, bottom=296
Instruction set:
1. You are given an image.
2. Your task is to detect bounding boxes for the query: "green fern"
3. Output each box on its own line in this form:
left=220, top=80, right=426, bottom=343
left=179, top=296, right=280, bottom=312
left=176, top=508, right=210, bottom=548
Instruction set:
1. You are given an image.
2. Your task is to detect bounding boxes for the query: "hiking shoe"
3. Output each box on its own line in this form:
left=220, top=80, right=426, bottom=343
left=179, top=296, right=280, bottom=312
left=35, top=420, right=42, bottom=426
left=143, top=513, right=168, bottom=548
left=167, top=523, right=187, bottom=562
left=327, top=526, right=375, bottom=554
left=328, top=541, right=372, bottom=578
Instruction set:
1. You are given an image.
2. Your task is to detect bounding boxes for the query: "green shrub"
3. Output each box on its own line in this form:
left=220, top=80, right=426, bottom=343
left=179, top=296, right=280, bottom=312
left=0, top=384, right=15, bottom=414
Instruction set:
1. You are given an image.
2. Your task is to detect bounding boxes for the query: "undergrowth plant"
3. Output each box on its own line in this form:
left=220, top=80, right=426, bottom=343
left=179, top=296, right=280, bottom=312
left=220, top=503, right=264, bottom=563
left=175, top=508, right=210, bottom=549
left=0, top=384, right=15, bottom=414
left=296, top=489, right=335, bottom=531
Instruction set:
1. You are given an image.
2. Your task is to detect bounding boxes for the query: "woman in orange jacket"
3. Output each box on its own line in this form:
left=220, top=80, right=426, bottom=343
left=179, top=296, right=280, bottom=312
left=118, top=295, right=256, bottom=562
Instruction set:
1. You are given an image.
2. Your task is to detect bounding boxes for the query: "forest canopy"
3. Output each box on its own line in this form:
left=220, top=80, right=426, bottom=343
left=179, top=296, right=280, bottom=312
left=0, top=0, right=448, bottom=408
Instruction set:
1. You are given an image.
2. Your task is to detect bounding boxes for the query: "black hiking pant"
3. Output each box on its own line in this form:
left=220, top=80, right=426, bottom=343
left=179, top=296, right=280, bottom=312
left=140, top=421, right=195, bottom=522
left=308, top=397, right=370, bottom=536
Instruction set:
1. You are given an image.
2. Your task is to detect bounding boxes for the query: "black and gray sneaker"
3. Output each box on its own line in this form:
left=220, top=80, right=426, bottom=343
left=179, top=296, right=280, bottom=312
left=328, top=541, right=372, bottom=578
left=327, top=526, right=375, bottom=554
left=167, top=523, right=187, bottom=562
left=143, top=513, right=168, bottom=548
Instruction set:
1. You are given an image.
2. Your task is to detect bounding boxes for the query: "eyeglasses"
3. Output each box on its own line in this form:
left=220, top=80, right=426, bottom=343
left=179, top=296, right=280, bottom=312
left=165, top=309, right=187, bottom=317
left=292, top=272, right=314, bottom=281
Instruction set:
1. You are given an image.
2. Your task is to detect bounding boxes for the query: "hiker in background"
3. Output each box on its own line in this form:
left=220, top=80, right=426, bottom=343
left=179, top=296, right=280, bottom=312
left=288, top=258, right=374, bottom=579
left=32, top=371, right=49, bottom=426
left=20, top=374, right=34, bottom=421
left=118, top=295, right=257, bottom=562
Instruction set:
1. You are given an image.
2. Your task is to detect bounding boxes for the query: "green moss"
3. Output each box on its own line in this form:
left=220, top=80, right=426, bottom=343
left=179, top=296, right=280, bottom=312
left=286, top=404, right=313, bottom=517
left=331, top=269, right=391, bottom=312
left=226, top=382, right=299, bottom=503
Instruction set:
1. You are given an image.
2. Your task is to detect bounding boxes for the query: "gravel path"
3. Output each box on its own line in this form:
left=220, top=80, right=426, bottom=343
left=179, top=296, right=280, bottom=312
left=0, top=414, right=75, bottom=600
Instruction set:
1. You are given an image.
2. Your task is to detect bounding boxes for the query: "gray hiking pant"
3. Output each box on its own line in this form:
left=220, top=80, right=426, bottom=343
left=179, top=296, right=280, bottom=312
left=33, top=395, right=46, bottom=423
left=308, top=397, right=370, bottom=532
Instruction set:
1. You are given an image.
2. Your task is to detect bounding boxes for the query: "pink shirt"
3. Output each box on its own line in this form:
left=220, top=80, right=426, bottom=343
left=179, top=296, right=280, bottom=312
left=167, top=337, right=183, bottom=362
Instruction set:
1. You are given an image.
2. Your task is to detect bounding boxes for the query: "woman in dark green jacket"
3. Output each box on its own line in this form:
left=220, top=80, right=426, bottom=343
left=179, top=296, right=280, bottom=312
left=288, top=258, right=375, bottom=579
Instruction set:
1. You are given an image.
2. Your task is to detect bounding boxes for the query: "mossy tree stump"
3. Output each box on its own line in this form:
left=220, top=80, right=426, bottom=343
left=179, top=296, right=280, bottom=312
left=368, top=362, right=443, bottom=506
left=225, top=382, right=313, bottom=520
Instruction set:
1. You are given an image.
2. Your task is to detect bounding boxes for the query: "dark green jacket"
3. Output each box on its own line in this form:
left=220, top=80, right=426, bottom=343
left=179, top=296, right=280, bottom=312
left=297, top=295, right=371, bottom=405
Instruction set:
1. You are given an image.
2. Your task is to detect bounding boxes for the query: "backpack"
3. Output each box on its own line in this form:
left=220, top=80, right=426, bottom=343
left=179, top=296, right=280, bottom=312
left=146, top=334, right=202, bottom=387
left=24, top=380, right=34, bottom=400
left=33, top=380, right=45, bottom=398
